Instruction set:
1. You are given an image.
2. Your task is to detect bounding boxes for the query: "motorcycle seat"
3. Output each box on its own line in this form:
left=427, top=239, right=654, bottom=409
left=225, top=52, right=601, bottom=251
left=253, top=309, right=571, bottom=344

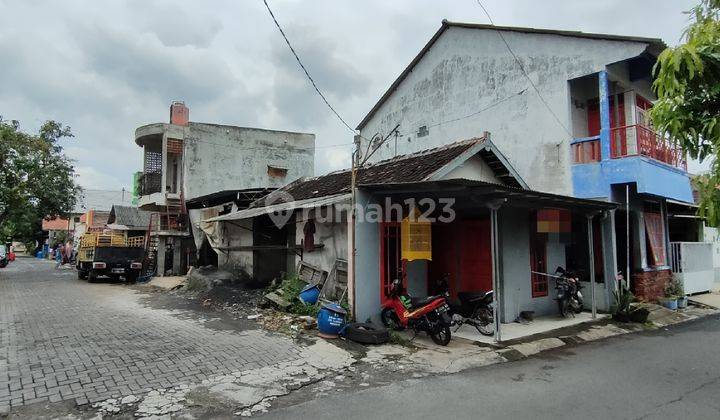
left=457, top=291, right=491, bottom=303
left=409, top=295, right=443, bottom=310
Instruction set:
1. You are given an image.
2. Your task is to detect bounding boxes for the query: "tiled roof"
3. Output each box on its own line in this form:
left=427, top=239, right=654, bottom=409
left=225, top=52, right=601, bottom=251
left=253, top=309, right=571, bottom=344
left=42, top=217, right=70, bottom=231
left=108, top=206, right=152, bottom=230
left=253, top=138, right=483, bottom=207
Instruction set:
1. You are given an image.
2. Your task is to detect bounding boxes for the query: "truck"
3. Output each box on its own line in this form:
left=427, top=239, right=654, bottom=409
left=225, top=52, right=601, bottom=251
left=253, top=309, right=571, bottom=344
left=76, top=232, right=146, bottom=282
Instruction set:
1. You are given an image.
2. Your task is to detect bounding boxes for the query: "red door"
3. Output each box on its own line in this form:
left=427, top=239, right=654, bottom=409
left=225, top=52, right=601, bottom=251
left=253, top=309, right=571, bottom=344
left=380, top=222, right=402, bottom=306
left=587, top=95, right=626, bottom=156
left=429, top=220, right=492, bottom=297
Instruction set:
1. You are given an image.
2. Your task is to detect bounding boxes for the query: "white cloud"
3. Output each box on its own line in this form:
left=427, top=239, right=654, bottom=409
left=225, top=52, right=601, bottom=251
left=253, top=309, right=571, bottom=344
left=0, top=0, right=698, bottom=188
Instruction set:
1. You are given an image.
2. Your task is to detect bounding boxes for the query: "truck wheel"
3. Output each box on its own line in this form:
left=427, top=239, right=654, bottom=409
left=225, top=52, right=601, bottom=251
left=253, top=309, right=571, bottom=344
left=125, top=274, right=138, bottom=284
left=88, top=271, right=98, bottom=283
left=78, top=269, right=88, bottom=280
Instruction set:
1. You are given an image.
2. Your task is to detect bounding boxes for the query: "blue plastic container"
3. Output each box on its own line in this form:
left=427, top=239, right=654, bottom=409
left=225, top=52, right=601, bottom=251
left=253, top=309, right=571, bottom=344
left=317, top=303, right=347, bottom=335
left=660, top=298, right=678, bottom=310
left=298, top=284, right=320, bottom=305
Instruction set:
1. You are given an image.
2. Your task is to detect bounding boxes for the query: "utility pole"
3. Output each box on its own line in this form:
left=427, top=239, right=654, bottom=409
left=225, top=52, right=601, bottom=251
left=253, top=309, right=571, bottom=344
left=348, top=134, right=361, bottom=320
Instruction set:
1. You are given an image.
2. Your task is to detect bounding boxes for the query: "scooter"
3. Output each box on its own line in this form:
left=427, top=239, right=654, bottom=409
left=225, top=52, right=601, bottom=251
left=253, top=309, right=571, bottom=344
left=554, top=267, right=584, bottom=318
left=381, top=279, right=453, bottom=345
left=448, top=290, right=495, bottom=336
left=436, top=273, right=494, bottom=336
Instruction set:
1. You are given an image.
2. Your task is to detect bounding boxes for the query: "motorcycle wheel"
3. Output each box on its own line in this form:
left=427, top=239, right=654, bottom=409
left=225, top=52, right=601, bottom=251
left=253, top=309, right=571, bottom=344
left=558, top=299, right=570, bottom=318
left=430, top=325, right=451, bottom=346
left=473, top=308, right=494, bottom=336
left=381, top=308, right=404, bottom=331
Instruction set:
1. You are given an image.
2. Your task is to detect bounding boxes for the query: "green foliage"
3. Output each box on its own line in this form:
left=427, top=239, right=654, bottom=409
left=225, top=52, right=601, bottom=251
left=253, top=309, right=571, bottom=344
left=0, top=118, right=81, bottom=242
left=651, top=0, right=720, bottom=224
left=613, top=282, right=635, bottom=317
left=665, top=278, right=684, bottom=298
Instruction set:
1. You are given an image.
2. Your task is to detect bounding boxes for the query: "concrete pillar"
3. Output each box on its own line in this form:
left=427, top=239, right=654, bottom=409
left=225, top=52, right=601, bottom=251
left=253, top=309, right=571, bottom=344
left=599, top=70, right=612, bottom=161
left=634, top=210, right=648, bottom=270
left=161, top=133, right=168, bottom=195
left=587, top=214, right=598, bottom=318
left=173, top=237, right=182, bottom=275
left=156, top=236, right=167, bottom=277
left=488, top=202, right=503, bottom=343
left=601, top=210, right=619, bottom=307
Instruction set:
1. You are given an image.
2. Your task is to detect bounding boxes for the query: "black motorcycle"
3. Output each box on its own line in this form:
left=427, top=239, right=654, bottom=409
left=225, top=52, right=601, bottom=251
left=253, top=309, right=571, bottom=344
left=448, top=290, right=495, bottom=336
left=554, top=267, right=584, bottom=317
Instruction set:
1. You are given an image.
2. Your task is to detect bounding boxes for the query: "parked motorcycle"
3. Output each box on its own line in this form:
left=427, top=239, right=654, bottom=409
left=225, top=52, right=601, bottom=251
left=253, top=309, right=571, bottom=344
left=554, top=266, right=584, bottom=317
left=448, top=290, right=495, bottom=336
left=433, top=273, right=494, bottom=336
left=381, top=279, right=453, bottom=345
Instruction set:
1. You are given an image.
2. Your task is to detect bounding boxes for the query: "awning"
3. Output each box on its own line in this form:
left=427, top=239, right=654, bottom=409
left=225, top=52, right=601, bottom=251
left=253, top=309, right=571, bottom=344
left=205, top=193, right=352, bottom=222
left=359, top=179, right=618, bottom=212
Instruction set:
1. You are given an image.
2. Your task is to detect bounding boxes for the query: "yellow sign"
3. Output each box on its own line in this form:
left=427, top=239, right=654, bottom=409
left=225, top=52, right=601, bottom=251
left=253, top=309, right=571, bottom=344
left=401, top=209, right=432, bottom=261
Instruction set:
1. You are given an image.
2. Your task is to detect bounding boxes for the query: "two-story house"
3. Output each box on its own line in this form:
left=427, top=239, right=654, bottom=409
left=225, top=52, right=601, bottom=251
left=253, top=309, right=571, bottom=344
left=134, top=102, right=315, bottom=276
left=356, top=21, right=695, bottom=310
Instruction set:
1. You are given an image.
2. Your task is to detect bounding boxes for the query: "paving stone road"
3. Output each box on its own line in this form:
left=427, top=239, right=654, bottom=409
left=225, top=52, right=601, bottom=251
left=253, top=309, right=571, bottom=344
left=0, top=258, right=303, bottom=414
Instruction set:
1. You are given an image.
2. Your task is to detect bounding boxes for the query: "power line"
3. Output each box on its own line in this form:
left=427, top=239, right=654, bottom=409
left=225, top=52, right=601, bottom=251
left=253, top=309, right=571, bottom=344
left=474, top=0, right=574, bottom=138
left=262, top=0, right=357, bottom=134
left=427, top=88, right=527, bottom=129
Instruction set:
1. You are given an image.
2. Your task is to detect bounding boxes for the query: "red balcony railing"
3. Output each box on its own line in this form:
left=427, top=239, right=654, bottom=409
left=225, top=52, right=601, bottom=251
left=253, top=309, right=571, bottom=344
left=610, top=124, right=687, bottom=171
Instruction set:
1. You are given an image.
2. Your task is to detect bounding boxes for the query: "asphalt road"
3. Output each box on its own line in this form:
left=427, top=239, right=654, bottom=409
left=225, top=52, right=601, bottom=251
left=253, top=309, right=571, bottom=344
left=261, top=314, right=720, bottom=420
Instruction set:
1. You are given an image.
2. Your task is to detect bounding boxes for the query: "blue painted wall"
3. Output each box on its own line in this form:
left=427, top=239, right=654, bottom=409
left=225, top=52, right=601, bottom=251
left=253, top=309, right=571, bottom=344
left=572, top=156, right=693, bottom=202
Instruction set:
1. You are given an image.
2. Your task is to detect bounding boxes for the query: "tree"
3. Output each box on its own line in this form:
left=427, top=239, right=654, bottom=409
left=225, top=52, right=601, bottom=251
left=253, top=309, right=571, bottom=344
left=651, top=0, right=720, bottom=224
left=0, top=118, right=82, bottom=242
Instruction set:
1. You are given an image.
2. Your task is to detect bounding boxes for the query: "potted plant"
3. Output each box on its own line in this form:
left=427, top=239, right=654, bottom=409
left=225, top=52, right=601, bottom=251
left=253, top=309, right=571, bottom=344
left=659, top=281, right=680, bottom=310
left=613, top=282, right=649, bottom=323
left=673, top=279, right=688, bottom=309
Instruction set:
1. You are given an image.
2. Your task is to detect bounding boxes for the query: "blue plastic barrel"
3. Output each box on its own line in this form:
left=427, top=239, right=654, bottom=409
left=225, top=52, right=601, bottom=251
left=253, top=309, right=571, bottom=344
left=299, top=284, right=320, bottom=305
left=317, top=303, right=347, bottom=335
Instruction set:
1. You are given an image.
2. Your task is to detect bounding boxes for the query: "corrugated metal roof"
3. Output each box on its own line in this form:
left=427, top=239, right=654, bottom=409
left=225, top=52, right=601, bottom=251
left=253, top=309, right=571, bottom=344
left=206, top=194, right=351, bottom=222
left=108, top=205, right=152, bottom=230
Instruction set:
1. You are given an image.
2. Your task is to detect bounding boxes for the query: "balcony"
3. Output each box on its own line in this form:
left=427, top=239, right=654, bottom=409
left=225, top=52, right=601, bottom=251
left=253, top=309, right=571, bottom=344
left=139, top=172, right=162, bottom=196
left=610, top=125, right=687, bottom=171
left=571, top=124, right=687, bottom=171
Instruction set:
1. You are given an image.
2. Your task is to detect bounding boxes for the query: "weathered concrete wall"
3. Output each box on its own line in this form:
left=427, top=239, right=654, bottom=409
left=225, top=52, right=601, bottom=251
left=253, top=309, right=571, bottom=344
left=354, top=190, right=382, bottom=323
left=294, top=208, right=349, bottom=274
left=499, top=207, right=566, bottom=322
left=183, top=123, right=315, bottom=200
left=359, top=26, right=649, bottom=195
left=219, top=219, right=253, bottom=276
left=440, top=155, right=499, bottom=183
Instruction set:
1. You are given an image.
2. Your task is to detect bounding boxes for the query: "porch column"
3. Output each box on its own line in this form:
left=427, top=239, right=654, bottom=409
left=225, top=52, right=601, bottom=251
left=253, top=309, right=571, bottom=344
left=156, top=236, right=166, bottom=277
left=601, top=209, right=619, bottom=301
left=587, top=213, right=599, bottom=318
left=488, top=200, right=504, bottom=343
left=599, top=70, right=612, bottom=161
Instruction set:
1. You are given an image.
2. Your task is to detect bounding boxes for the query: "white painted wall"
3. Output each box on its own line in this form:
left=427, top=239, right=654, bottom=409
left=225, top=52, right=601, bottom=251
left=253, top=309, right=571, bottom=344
left=182, top=123, right=315, bottom=201
left=294, top=207, right=349, bottom=274
left=359, top=26, right=650, bottom=196
left=440, top=155, right=500, bottom=183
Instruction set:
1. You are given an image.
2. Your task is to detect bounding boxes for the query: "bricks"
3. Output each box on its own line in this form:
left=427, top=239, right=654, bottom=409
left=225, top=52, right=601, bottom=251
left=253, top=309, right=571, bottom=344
left=0, top=258, right=303, bottom=414
left=633, top=269, right=672, bottom=302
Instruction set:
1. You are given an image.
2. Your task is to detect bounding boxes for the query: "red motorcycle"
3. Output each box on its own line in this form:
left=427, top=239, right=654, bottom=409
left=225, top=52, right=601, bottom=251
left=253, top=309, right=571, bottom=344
left=380, top=279, right=453, bottom=345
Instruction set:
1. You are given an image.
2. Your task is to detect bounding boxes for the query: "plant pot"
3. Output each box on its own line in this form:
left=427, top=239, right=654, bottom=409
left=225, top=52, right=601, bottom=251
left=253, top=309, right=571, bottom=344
left=659, top=298, right=678, bottom=310
left=629, top=307, right=650, bottom=323
left=677, top=296, right=688, bottom=309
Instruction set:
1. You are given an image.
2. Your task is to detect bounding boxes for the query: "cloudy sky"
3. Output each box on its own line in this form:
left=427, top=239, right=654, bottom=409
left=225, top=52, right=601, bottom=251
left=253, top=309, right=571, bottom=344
left=0, top=0, right=699, bottom=190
